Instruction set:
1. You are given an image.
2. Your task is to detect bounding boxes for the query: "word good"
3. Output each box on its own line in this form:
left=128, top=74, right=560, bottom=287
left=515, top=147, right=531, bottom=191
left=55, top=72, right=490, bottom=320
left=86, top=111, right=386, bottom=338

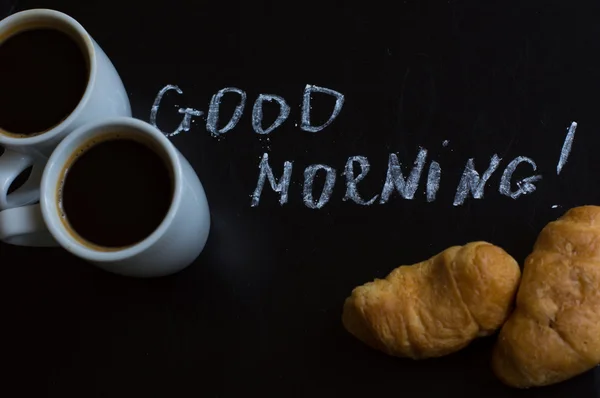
left=150, top=84, right=344, bottom=137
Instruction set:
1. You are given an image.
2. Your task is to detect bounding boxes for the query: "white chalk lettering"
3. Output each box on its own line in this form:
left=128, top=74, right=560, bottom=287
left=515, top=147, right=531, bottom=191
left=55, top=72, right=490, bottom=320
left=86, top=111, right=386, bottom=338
left=300, top=84, right=345, bottom=133
left=251, top=153, right=293, bottom=207
left=453, top=154, right=502, bottom=206
left=343, top=156, right=378, bottom=205
left=150, top=83, right=579, bottom=209
left=380, top=149, right=428, bottom=203
left=206, top=87, right=247, bottom=137
left=151, top=85, right=182, bottom=127
left=252, top=94, right=291, bottom=135
left=303, top=165, right=336, bottom=209
left=499, top=156, right=542, bottom=199
left=557, top=121, right=577, bottom=175
left=151, top=84, right=197, bottom=137
left=170, top=107, right=204, bottom=137
left=426, top=161, right=441, bottom=202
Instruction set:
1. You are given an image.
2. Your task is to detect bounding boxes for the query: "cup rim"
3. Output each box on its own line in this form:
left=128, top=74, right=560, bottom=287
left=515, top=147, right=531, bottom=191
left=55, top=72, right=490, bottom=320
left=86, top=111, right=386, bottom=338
left=39, top=117, right=184, bottom=263
left=0, top=8, right=97, bottom=144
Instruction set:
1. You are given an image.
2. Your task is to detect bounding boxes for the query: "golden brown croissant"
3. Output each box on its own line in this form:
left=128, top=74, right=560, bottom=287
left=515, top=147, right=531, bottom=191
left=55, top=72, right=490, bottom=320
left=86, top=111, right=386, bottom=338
left=492, top=206, right=600, bottom=388
left=342, top=242, right=521, bottom=359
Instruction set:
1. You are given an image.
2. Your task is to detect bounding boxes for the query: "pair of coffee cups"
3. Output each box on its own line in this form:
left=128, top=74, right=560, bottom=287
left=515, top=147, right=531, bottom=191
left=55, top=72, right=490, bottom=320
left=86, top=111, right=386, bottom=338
left=0, top=9, right=211, bottom=277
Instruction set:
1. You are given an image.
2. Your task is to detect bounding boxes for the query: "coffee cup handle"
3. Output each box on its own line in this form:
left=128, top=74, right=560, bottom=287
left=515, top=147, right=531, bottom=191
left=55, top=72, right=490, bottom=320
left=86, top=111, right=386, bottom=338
left=0, top=204, right=59, bottom=247
left=0, top=149, right=42, bottom=210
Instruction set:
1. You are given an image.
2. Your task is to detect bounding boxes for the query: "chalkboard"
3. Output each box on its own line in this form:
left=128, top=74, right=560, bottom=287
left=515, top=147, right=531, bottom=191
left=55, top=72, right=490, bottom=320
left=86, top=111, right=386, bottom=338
left=2, top=0, right=599, bottom=397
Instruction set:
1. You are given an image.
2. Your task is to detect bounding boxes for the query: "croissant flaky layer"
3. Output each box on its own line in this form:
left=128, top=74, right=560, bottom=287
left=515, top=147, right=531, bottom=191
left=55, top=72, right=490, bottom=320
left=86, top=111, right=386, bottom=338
left=342, top=242, right=521, bottom=359
left=492, top=206, right=600, bottom=388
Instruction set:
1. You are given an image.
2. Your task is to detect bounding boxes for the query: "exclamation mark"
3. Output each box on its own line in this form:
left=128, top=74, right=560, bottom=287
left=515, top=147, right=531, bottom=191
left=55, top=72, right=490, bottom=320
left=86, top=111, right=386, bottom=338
left=557, top=121, right=577, bottom=175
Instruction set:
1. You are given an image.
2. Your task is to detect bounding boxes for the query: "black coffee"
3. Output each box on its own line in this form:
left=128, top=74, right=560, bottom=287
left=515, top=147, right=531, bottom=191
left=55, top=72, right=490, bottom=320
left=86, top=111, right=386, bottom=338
left=60, top=137, right=172, bottom=248
left=0, top=28, right=88, bottom=136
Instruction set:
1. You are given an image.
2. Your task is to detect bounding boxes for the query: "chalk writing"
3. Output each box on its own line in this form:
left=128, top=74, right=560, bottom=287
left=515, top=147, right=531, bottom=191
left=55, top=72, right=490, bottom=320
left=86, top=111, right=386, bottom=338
left=175, top=108, right=204, bottom=137
left=380, top=149, right=428, bottom=204
left=343, top=156, right=378, bottom=205
left=453, top=155, right=501, bottom=206
left=250, top=151, right=551, bottom=208
left=150, top=84, right=204, bottom=137
left=251, top=153, right=292, bottom=207
left=499, top=156, right=542, bottom=199
left=252, top=94, right=290, bottom=135
left=151, top=85, right=182, bottom=127
left=149, top=85, right=578, bottom=210
left=426, top=161, right=441, bottom=203
left=557, top=121, right=577, bottom=175
left=206, top=87, right=247, bottom=137
left=152, top=84, right=345, bottom=138
left=300, top=85, right=345, bottom=133
left=303, top=165, right=336, bottom=209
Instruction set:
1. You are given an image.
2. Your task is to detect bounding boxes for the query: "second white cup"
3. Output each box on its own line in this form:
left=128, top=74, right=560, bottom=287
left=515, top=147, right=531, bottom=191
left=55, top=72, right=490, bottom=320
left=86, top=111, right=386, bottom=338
left=0, top=117, right=211, bottom=278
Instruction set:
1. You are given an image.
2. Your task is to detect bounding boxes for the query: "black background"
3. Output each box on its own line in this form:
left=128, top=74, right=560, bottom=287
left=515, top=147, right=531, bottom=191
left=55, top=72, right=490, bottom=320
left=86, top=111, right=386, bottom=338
left=2, top=0, right=599, bottom=397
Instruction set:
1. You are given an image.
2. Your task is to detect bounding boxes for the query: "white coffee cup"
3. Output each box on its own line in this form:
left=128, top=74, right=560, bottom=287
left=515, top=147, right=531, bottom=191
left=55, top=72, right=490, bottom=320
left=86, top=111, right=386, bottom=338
left=0, top=117, right=211, bottom=278
left=0, top=9, right=131, bottom=210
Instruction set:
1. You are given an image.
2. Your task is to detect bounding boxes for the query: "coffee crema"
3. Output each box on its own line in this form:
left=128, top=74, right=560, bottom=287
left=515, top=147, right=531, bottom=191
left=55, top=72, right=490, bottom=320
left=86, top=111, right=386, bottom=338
left=58, top=134, right=173, bottom=250
left=0, top=27, right=88, bottom=137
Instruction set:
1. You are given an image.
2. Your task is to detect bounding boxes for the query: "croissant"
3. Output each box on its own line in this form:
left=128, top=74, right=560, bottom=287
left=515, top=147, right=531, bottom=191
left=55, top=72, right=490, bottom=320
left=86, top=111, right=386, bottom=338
left=342, top=242, right=521, bottom=359
left=492, top=206, right=600, bottom=388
